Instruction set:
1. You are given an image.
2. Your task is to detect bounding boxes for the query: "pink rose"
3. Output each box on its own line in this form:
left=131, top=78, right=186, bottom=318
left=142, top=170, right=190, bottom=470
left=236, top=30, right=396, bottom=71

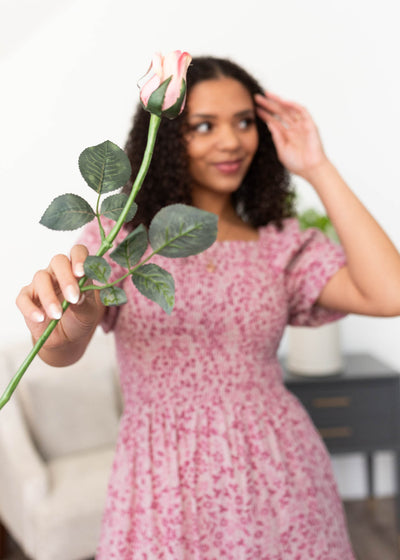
left=139, top=50, right=192, bottom=119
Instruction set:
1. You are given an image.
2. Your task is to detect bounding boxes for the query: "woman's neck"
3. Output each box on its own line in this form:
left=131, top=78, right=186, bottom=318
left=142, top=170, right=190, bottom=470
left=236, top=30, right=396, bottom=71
left=191, top=188, right=233, bottom=219
left=191, top=189, right=258, bottom=242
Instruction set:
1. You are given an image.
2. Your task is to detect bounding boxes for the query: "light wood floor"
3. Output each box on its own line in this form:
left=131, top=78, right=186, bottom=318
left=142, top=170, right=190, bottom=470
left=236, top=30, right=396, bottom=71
left=1, top=498, right=399, bottom=559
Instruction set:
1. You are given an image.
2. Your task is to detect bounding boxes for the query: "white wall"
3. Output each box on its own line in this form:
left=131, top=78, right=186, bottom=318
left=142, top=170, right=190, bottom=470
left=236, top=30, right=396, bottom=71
left=1, top=0, right=399, bottom=498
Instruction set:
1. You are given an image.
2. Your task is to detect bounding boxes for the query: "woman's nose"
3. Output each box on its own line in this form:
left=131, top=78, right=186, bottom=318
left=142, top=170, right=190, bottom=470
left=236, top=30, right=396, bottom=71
left=217, top=125, right=241, bottom=150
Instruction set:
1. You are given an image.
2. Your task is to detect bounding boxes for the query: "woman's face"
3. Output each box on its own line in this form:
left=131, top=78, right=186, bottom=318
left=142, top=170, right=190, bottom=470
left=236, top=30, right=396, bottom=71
left=184, top=77, right=259, bottom=199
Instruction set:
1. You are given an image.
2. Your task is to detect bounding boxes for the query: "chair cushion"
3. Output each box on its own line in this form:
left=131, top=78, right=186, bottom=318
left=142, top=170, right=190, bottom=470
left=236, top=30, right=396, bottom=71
left=33, top=446, right=114, bottom=560
left=14, top=331, right=120, bottom=460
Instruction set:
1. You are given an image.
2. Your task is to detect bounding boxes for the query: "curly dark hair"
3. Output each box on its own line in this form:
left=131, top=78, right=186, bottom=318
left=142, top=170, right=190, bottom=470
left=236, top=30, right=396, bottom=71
left=123, top=56, right=294, bottom=230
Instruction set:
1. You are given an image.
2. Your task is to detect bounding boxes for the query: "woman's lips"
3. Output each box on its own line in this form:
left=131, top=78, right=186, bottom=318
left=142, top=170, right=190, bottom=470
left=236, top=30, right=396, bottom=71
left=214, top=160, right=242, bottom=174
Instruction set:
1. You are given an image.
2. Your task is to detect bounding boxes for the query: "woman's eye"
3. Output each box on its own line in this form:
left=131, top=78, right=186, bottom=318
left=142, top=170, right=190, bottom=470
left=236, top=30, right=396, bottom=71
left=238, top=117, right=255, bottom=130
left=194, top=122, right=212, bottom=133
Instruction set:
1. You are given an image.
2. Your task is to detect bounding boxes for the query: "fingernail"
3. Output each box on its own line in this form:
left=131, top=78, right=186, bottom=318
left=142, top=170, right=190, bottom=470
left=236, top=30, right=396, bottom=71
left=65, top=285, right=80, bottom=304
left=74, top=263, right=85, bottom=277
left=32, top=311, right=45, bottom=323
left=49, top=304, right=62, bottom=320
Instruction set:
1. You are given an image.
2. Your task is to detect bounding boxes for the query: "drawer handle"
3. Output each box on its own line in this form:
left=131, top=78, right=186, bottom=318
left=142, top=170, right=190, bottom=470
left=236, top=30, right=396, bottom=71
left=319, top=426, right=353, bottom=439
left=312, top=396, right=351, bottom=408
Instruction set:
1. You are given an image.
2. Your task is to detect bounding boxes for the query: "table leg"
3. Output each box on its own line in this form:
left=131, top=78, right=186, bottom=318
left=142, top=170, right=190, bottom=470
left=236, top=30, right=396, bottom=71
left=396, top=450, right=400, bottom=546
left=366, top=452, right=375, bottom=511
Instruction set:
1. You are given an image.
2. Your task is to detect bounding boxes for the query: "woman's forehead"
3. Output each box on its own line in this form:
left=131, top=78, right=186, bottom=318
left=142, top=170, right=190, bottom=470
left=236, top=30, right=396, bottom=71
left=186, top=77, right=254, bottom=115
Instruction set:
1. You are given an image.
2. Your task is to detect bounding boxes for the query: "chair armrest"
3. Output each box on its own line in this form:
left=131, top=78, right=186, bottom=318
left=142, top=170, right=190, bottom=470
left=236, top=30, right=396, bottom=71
left=0, top=356, right=49, bottom=545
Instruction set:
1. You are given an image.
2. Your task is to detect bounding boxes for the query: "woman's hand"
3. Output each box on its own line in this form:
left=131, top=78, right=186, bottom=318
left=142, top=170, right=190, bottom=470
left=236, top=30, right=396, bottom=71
left=16, top=244, right=104, bottom=364
left=255, top=91, right=328, bottom=178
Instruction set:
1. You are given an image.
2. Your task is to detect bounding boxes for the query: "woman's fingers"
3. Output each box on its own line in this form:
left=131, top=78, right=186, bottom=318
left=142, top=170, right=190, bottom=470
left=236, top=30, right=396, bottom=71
left=35, top=267, right=65, bottom=319
left=255, top=92, right=308, bottom=128
left=70, top=244, right=88, bottom=278
left=255, top=91, right=326, bottom=175
left=16, top=245, right=90, bottom=325
left=16, top=284, right=46, bottom=324
left=46, top=245, right=89, bottom=307
left=256, top=91, right=305, bottom=112
left=16, top=245, right=104, bottom=352
left=17, top=268, right=63, bottom=324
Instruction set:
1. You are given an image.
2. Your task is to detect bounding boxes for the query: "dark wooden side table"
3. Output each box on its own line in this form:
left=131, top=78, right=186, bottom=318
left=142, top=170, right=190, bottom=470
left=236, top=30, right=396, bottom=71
left=283, top=353, right=400, bottom=537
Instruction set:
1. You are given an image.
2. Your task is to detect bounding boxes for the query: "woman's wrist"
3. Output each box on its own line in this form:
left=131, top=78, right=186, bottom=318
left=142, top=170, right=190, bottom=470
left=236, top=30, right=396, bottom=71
left=297, top=157, right=334, bottom=185
left=37, top=325, right=98, bottom=366
left=298, top=156, right=334, bottom=184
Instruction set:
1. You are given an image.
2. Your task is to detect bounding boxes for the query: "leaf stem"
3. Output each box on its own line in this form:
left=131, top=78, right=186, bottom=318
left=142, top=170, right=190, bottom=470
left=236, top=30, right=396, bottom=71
left=96, top=192, right=106, bottom=241
left=82, top=218, right=209, bottom=294
left=0, top=114, right=162, bottom=411
left=82, top=250, right=158, bottom=292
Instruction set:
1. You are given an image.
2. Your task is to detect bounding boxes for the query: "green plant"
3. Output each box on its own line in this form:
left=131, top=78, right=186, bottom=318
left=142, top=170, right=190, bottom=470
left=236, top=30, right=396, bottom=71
left=297, top=208, right=339, bottom=243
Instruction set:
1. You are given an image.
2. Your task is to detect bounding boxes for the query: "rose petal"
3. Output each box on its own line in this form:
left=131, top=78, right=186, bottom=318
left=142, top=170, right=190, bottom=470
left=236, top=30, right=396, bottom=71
left=140, top=73, right=161, bottom=106
left=139, top=50, right=192, bottom=114
left=151, top=52, right=163, bottom=79
left=162, top=52, right=191, bottom=111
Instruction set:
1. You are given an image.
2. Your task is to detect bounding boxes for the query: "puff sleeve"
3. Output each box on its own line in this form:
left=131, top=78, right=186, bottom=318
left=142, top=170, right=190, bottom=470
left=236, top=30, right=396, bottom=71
left=271, top=218, right=347, bottom=327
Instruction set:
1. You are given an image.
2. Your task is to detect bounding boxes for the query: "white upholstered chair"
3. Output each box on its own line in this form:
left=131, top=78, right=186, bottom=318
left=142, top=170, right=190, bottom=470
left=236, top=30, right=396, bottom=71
left=0, top=329, right=121, bottom=560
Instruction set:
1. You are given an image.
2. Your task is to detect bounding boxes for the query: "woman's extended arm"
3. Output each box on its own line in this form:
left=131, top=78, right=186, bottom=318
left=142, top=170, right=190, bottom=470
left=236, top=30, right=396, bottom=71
left=16, top=244, right=105, bottom=366
left=255, top=92, right=400, bottom=317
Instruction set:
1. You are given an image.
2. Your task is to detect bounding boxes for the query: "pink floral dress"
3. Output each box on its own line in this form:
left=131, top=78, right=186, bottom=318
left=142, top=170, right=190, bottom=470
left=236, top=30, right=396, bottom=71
left=80, top=217, right=355, bottom=560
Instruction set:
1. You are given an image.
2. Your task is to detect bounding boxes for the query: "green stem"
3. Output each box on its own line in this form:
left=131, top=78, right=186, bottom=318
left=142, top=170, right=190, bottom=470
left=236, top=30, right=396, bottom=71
left=0, top=114, right=162, bottom=411
left=0, top=277, right=85, bottom=409
left=96, top=114, right=161, bottom=257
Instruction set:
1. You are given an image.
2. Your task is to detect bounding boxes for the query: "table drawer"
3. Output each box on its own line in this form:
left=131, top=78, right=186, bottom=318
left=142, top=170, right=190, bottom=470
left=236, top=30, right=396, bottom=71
left=290, top=380, right=399, bottom=449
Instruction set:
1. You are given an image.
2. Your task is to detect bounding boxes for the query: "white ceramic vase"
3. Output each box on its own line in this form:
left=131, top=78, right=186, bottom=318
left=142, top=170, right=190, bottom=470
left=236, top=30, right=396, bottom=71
left=286, top=322, right=343, bottom=376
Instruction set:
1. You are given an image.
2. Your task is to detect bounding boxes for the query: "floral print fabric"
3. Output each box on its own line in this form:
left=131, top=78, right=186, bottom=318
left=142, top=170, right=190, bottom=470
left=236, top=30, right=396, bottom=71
left=80, top=217, right=355, bottom=559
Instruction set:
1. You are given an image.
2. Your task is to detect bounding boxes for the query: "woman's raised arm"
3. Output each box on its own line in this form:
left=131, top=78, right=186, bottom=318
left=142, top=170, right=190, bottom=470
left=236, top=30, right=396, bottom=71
left=255, top=91, right=400, bottom=317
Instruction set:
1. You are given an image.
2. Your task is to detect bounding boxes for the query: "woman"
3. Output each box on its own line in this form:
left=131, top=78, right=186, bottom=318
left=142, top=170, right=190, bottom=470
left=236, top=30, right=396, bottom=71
left=17, top=57, right=400, bottom=559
